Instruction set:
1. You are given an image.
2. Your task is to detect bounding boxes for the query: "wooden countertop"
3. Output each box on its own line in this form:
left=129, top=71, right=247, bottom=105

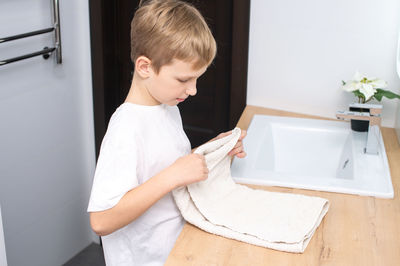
left=166, top=105, right=400, bottom=266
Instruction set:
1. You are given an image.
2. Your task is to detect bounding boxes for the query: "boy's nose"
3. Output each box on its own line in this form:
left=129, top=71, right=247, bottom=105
left=186, top=85, right=197, bottom=96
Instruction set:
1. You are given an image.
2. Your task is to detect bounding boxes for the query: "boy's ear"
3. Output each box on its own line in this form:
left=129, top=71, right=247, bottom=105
left=135, top=56, right=152, bottom=78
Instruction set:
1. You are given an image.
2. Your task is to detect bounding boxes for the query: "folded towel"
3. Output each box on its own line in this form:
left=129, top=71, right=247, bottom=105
left=172, top=127, right=329, bottom=253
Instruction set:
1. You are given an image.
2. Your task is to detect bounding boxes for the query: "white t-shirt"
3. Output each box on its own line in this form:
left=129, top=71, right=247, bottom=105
left=87, top=102, right=191, bottom=266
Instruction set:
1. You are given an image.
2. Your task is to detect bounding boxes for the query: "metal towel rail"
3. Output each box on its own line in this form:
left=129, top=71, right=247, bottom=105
left=0, top=0, right=62, bottom=66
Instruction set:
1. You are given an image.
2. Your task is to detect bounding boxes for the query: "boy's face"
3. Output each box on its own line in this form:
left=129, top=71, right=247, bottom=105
left=147, top=59, right=207, bottom=106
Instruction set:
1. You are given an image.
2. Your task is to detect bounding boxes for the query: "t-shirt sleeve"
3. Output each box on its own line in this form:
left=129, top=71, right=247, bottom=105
left=87, top=121, right=139, bottom=212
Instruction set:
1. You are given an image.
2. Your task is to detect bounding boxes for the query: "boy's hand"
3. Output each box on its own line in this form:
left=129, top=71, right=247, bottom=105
left=212, top=130, right=247, bottom=158
left=166, top=154, right=209, bottom=188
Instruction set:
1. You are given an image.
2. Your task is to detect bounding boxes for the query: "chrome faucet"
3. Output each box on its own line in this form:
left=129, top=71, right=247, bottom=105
left=336, top=103, right=382, bottom=155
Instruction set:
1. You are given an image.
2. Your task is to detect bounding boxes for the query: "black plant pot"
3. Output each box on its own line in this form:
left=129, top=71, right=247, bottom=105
left=349, top=106, right=369, bottom=132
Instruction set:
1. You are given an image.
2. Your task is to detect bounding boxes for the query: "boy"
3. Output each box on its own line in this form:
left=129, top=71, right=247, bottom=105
left=87, top=0, right=246, bottom=265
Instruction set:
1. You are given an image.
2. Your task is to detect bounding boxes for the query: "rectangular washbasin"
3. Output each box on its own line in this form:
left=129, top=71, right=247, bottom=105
left=231, top=115, right=394, bottom=198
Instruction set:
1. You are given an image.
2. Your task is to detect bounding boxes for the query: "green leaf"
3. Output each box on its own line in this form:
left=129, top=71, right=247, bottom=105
left=352, top=90, right=364, bottom=99
left=374, top=89, right=400, bottom=102
left=374, top=91, right=383, bottom=101
left=342, top=80, right=346, bottom=85
left=351, top=90, right=365, bottom=103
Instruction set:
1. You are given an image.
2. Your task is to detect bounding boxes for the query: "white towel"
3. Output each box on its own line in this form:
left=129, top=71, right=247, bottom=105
left=172, top=127, right=329, bottom=253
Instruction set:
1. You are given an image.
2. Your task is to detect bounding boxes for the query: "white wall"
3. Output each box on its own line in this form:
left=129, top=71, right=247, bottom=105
left=0, top=1, right=97, bottom=265
left=247, top=0, right=400, bottom=127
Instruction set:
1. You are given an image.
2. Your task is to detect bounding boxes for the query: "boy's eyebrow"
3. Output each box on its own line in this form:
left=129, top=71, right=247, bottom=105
left=177, top=71, right=206, bottom=79
left=176, top=68, right=207, bottom=79
left=176, top=75, right=197, bottom=79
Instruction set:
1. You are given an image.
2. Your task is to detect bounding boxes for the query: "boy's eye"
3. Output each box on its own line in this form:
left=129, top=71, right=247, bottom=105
left=177, top=78, right=190, bottom=83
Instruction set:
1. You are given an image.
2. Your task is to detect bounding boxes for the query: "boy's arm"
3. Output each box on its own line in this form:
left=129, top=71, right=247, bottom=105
left=90, top=170, right=174, bottom=236
left=90, top=153, right=208, bottom=236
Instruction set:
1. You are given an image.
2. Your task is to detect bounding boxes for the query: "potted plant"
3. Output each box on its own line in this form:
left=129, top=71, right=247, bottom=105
left=341, top=71, right=400, bottom=131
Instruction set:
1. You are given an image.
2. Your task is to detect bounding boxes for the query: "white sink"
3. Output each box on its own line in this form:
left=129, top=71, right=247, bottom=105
left=231, top=115, right=394, bottom=198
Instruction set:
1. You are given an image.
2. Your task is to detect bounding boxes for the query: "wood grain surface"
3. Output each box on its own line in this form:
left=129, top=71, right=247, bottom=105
left=166, top=105, right=400, bottom=266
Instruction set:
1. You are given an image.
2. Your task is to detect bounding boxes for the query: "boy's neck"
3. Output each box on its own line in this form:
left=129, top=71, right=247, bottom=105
left=124, top=73, right=160, bottom=106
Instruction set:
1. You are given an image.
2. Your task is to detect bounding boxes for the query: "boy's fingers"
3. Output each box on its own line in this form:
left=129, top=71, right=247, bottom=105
left=239, top=130, right=247, bottom=140
left=232, top=141, right=241, bottom=149
left=236, top=151, right=247, bottom=158
left=228, top=146, right=244, bottom=156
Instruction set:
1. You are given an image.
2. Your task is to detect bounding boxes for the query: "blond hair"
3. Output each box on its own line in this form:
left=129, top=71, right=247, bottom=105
left=130, top=0, right=217, bottom=73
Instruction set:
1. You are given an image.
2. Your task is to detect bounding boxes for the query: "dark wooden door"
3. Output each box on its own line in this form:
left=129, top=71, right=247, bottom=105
left=89, top=0, right=249, bottom=157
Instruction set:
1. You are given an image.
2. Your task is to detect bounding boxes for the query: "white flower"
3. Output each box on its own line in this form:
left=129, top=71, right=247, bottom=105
left=369, top=78, right=387, bottom=89
left=359, top=83, right=376, bottom=101
left=342, top=81, right=361, bottom=92
left=342, top=71, right=387, bottom=100
left=352, top=71, right=363, bottom=82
